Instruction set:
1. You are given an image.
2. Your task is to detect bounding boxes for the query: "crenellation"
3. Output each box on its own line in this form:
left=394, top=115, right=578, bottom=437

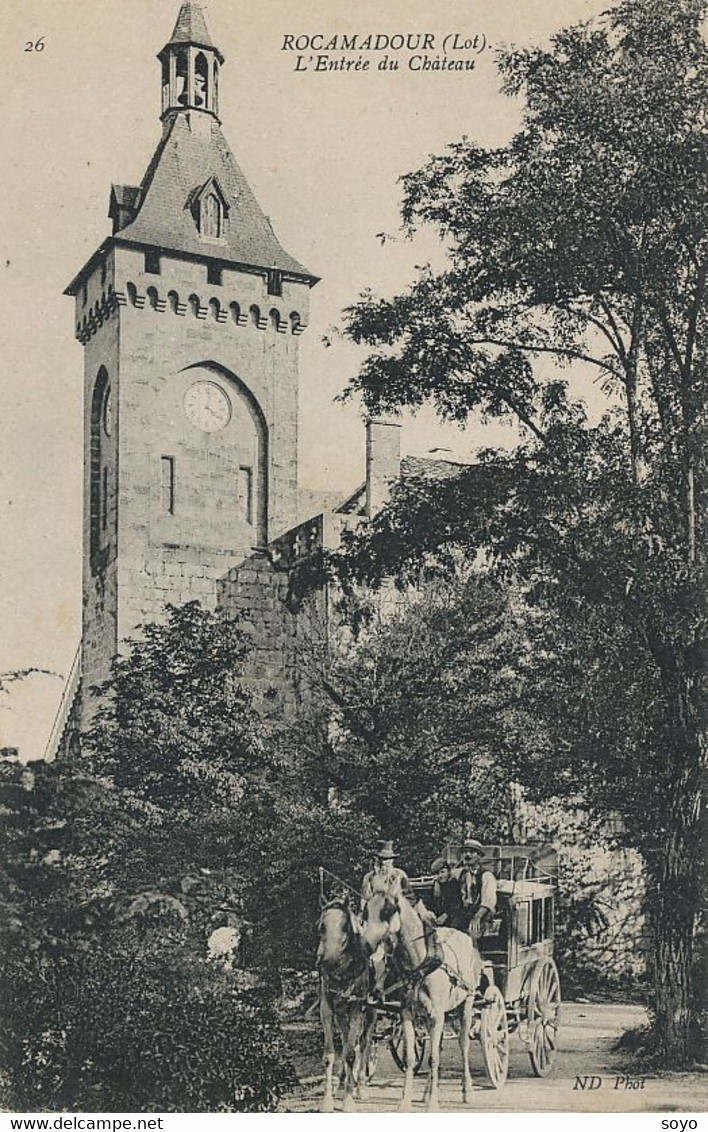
left=67, top=0, right=319, bottom=731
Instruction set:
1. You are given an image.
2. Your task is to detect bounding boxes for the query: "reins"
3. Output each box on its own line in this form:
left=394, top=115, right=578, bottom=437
left=318, top=865, right=364, bottom=907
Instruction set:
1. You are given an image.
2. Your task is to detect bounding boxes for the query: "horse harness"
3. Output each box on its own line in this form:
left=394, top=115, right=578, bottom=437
left=316, top=871, right=481, bottom=1005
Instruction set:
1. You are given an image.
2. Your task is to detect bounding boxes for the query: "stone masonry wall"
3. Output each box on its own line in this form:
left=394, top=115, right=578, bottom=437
left=217, top=550, right=326, bottom=719
left=73, top=241, right=311, bottom=713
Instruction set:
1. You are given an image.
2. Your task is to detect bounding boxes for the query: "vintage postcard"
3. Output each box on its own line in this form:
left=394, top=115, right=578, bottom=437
left=0, top=0, right=705, bottom=1119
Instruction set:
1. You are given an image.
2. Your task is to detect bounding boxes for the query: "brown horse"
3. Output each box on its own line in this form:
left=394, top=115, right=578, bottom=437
left=317, top=896, right=377, bottom=1113
left=361, top=890, right=483, bottom=1112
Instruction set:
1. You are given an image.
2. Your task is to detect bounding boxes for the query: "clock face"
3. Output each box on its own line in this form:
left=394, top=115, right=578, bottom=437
left=103, top=387, right=114, bottom=436
left=184, top=381, right=231, bottom=432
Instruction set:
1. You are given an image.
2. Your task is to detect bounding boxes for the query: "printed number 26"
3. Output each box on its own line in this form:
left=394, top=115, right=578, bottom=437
left=25, top=37, right=45, bottom=52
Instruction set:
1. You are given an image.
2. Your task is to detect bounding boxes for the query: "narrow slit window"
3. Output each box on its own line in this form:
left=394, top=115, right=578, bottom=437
left=101, top=467, right=108, bottom=530
left=161, top=456, right=175, bottom=515
left=239, top=466, right=253, bottom=525
left=267, top=269, right=283, bottom=297
left=207, top=262, right=222, bottom=285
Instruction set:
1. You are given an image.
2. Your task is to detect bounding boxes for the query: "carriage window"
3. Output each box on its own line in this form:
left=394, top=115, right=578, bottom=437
left=532, top=899, right=543, bottom=943
left=515, top=903, right=530, bottom=946
left=544, top=896, right=554, bottom=939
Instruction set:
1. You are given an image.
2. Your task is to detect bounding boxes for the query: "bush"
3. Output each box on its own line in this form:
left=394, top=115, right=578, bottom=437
left=2, top=936, right=295, bottom=1112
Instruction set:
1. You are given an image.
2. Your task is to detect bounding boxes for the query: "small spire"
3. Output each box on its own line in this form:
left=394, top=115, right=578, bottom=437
left=167, top=2, right=216, bottom=52
left=158, top=1, right=224, bottom=119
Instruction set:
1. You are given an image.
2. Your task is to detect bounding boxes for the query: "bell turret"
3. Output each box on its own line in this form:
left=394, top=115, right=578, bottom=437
left=158, top=1, right=224, bottom=121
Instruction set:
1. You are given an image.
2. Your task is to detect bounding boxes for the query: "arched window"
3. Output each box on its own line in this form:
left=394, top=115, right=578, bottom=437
left=195, top=53, right=209, bottom=108
left=90, top=367, right=111, bottom=572
left=176, top=50, right=188, bottom=106
left=202, top=193, right=222, bottom=239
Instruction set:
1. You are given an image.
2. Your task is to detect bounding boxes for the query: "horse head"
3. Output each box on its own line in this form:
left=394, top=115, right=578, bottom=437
left=316, top=895, right=363, bottom=972
left=360, top=891, right=402, bottom=955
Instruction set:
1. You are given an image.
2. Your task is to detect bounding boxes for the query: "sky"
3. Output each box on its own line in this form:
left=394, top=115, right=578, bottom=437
left=0, top=0, right=609, bottom=759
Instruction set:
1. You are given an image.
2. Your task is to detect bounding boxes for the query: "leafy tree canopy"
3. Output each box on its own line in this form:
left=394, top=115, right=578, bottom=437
left=330, top=0, right=706, bottom=1064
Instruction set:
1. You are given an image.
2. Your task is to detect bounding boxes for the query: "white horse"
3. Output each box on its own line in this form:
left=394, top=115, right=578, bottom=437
left=361, top=890, right=483, bottom=1112
left=317, top=896, right=377, bottom=1112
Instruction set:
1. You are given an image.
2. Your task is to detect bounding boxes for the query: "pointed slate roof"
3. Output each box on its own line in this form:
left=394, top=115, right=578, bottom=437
left=113, top=114, right=315, bottom=279
left=64, top=0, right=317, bottom=294
left=167, top=2, right=216, bottom=51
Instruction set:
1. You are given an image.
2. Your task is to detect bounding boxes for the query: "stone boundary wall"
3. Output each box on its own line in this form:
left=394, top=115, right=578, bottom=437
left=217, top=549, right=327, bottom=719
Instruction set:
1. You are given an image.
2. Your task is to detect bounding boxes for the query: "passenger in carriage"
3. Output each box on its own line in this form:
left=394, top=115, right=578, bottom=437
left=423, top=839, right=497, bottom=937
left=428, top=862, right=464, bottom=927
left=456, top=838, right=498, bottom=939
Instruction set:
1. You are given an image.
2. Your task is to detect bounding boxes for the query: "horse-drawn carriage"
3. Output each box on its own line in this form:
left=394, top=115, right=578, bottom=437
left=398, top=842, right=562, bottom=1087
left=317, top=841, right=561, bottom=1111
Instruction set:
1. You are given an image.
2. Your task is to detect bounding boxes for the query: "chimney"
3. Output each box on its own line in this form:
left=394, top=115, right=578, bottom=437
left=365, top=418, right=402, bottom=517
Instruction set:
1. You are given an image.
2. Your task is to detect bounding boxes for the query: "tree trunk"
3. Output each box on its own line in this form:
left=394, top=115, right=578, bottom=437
left=652, top=830, right=698, bottom=1063
left=650, top=660, right=705, bottom=1065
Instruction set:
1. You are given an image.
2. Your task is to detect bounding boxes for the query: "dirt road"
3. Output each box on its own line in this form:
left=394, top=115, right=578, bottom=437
left=282, top=1003, right=707, bottom=1113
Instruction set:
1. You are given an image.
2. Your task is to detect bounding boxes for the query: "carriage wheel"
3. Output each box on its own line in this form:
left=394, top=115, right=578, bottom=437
left=479, top=986, right=509, bottom=1089
left=527, top=957, right=561, bottom=1077
left=388, top=1017, right=428, bottom=1075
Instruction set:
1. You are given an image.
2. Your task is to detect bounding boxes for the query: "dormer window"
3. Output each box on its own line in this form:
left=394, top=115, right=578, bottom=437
left=202, top=192, right=222, bottom=238
left=190, top=176, right=229, bottom=241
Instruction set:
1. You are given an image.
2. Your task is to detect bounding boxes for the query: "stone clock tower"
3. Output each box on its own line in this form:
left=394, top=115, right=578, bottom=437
left=65, top=1, right=317, bottom=704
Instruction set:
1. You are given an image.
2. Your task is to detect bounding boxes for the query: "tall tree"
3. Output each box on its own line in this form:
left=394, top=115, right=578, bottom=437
left=337, top=0, right=707, bottom=1062
left=290, top=577, right=530, bottom=856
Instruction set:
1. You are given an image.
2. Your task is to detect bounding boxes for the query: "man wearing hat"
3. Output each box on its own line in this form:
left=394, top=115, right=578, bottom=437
left=454, top=838, right=497, bottom=939
left=361, top=840, right=410, bottom=905
left=361, top=841, right=415, bottom=999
